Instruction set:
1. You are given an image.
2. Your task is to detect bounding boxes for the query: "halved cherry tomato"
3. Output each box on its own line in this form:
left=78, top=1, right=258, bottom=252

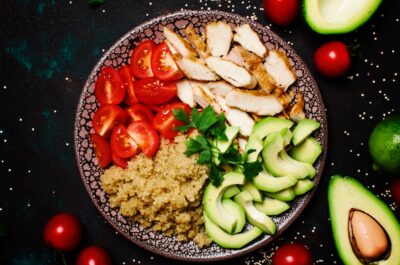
left=110, top=124, right=139, bottom=158
left=118, top=65, right=138, bottom=105
left=126, top=103, right=154, bottom=123
left=151, top=42, right=183, bottom=81
left=95, top=66, right=125, bottom=106
left=92, top=105, right=127, bottom=138
left=153, top=102, right=191, bottom=139
left=111, top=152, right=129, bottom=169
left=90, top=134, right=112, bottom=168
left=127, top=121, right=160, bottom=157
left=146, top=97, right=180, bottom=113
left=130, top=40, right=156, bottom=79
left=133, top=77, right=177, bottom=105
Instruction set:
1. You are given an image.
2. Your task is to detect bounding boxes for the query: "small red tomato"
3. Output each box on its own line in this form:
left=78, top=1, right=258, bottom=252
left=153, top=102, right=191, bottom=139
left=90, top=134, right=112, bottom=168
left=95, top=66, right=125, bottom=106
left=272, top=243, right=313, bottom=265
left=92, top=105, right=127, bottom=138
left=151, top=42, right=183, bottom=81
left=391, top=180, right=400, bottom=205
left=110, top=124, right=139, bottom=158
left=314, top=41, right=351, bottom=78
left=111, top=152, right=129, bottom=169
left=125, top=103, right=154, bottom=123
left=130, top=40, right=156, bottom=79
left=76, top=246, right=112, bottom=265
left=118, top=65, right=138, bottom=105
left=133, top=77, right=177, bottom=105
left=43, top=213, right=82, bottom=252
left=263, top=0, right=300, bottom=26
left=127, top=121, right=160, bottom=157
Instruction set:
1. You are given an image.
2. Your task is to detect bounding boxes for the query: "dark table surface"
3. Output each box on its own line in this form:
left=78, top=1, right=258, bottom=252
left=1, top=1, right=399, bottom=264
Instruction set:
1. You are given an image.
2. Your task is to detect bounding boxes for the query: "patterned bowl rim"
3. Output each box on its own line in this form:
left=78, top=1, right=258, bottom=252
left=74, top=9, right=328, bottom=262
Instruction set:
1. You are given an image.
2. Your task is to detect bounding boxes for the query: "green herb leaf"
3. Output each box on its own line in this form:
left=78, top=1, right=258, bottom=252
left=198, top=150, right=212, bottom=164
left=173, top=108, right=191, bottom=124
left=208, top=112, right=228, bottom=141
left=209, top=163, right=224, bottom=186
left=243, top=161, right=263, bottom=182
left=219, top=146, right=242, bottom=165
left=195, top=105, right=218, bottom=133
left=184, top=135, right=209, bottom=156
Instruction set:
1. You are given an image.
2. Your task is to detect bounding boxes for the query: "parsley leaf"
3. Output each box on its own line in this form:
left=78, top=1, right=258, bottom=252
left=198, top=150, right=212, bottom=164
left=195, top=105, right=218, bottom=133
left=184, top=135, right=209, bottom=156
left=208, top=112, right=228, bottom=141
left=243, top=160, right=263, bottom=182
left=209, top=163, right=224, bottom=186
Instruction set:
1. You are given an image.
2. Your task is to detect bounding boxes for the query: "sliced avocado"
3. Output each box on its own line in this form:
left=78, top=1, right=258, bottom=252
left=328, top=175, right=400, bottom=265
left=252, top=117, right=293, bottom=140
left=253, top=169, right=297, bottom=193
left=242, top=182, right=263, bottom=202
left=213, top=126, right=240, bottom=153
left=222, top=199, right=246, bottom=233
left=262, top=130, right=316, bottom=179
left=292, top=119, right=320, bottom=146
left=303, top=0, right=382, bottom=34
left=245, top=135, right=263, bottom=163
left=222, top=185, right=241, bottom=199
left=290, top=137, right=322, bottom=164
left=254, top=196, right=290, bottom=216
left=266, top=187, right=296, bottom=202
left=202, top=172, right=245, bottom=233
left=203, top=212, right=263, bottom=249
left=293, top=179, right=315, bottom=196
left=234, top=191, right=276, bottom=235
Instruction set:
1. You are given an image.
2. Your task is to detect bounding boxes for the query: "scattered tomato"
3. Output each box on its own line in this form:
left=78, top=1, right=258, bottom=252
left=133, top=77, right=177, bottom=105
left=314, top=41, right=351, bottom=78
left=95, top=66, right=125, bottom=106
left=43, top=213, right=82, bottom=252
left=76, top=246, right=112, bottom=265
left=127, top=121, right=160, bottom=157
left=151, top=41, right=183, bottom=81
left=118, top=65, right=138, bottom=105
left=110, top=124, right=139, bottom=158
left=391, top=180, right=400, bottom=205
left=90, top=134, right=112, bottom=168
left=272, top=243, right=313, bottom=265
left=111, top=152, right=128, bottom=169
left=263, top=0, right=299, bottom=26
left=126, top=103, right=154, bottom=123
left=146, top=97, right=180, bottom=113
left=153, top=102, right=191, bottom=139
left=92, top=105, right=127, bottom=138
left=130, top=40, right=156, bottom=79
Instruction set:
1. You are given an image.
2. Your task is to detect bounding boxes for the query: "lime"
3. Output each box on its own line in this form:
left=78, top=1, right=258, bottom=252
left=368, top=114, right=400, bottom=176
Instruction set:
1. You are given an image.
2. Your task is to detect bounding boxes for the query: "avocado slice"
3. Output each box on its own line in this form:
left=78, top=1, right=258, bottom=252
left=254, top=196, right=290, bottom=216
left=245, top=135, right=263, bottom=163
left=213, top=126, right=240, bottom=153
left=266, top=187, right=296, bottom=202
left=292, top=119, right=320, bottom=146
left=222, top=199, right=246, bottom=233
left=328, top=175, right=400, bottom=265
left=242, top=182, right=263, bottom=202
left=222, top=185, right=241, bottom=199
left=290, top=137, right=322, bottom=164
left=252, top=117, right=293, bottom=140
left=303, top=0, right=382, bottom=34
left=234, top=191, right=277, bottom=235
left=293, top=179, right=315, bottom=196
left=253, top=169, right=297, bottom=193
left=203, top=212, right=263, bottom=249
left=202, top=172, right=245, bottom=234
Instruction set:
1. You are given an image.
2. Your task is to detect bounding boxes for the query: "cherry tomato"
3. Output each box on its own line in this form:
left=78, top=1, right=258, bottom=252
left=110, top=124, right=139, bottom=159
left=43, top=213, right=82, bottom=252
left=92, top=105, right=127, bottom=138
left=272, top=243, right=313, bottom=265
left=151, top=42, right=183, bottom=81
left=118, top=65, right=138, bottom=105
left=153, top=102, right=191, bottom=139
left=125, top=103, right=154, bottom=123
left=130, top=40, right=156, bottom=79
left=263, top=0, right=299, bottom=26
left=146, top=97, right=180, bottom=113
left=111, top=152, right=128, bottom=169
left=95, top=66, right=125, bottom=106
left=127, top=121, right=160, bottom=157
left=391, top=180, right=400, bottom=205
left=90, top=134, right=112, bottom=168
left=76, top=246, right=112, bottom=265
left=133, top=77, right=177, bottom=105
left=314, top=41, right=351, bottom=78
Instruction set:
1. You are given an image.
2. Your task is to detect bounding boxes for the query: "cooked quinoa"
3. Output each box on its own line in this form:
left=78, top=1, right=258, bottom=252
left=100, top=134, right=212, bottom=247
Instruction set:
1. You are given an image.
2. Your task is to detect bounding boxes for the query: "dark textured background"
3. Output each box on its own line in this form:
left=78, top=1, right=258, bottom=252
left=0, top=0, right=399, bottom=264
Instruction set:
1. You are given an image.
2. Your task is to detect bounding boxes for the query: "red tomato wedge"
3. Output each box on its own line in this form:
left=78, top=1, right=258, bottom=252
left=90, top=134, right=112, bottom=168
left=110, top=124, right=139, bottom=158
left=133, top=77, right=177, bottom=105
left=118, top=65, right=138, bottom=105
left=153, top=102, right=191, bottom=139
left=111, top=152, right=129, bottom=169
left=127, top=121, right=160, bottom=157
left=126, top=103, right=154, bottom=123
left=130, top=40, right=156, bottom=79
left=146, top=97, right=180, bottom=113
left=92, top=105, right=127, bottom=138
left=151, top=42, right=183, bottom=81
left=95, top=66, right=125, bottom=106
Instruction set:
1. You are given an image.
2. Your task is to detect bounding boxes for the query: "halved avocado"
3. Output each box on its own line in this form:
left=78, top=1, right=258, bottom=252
left=254, top=196, right=290, bottom=216
left=328, top=175, right=400, bottom=265
left=303, top=0, right=382, bottom=34
left=222, top=199, right=246, bottom=233
left=253, top=169, right=297, bottom=193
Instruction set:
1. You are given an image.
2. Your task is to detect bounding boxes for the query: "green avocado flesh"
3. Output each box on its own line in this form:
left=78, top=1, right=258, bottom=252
left=252, top=117, right=293, bottom=140
left=253, top=169, right=297, bottom=193
left=292, top=118, right=320, bottom=146
left=222, top=185, right=241, bottom=199
left=328, top=175, right=400, bottom=265
left=304, top=0, right=382, bottom=34
left=222, top=199, right=246, bottom=233
left=266, top=188, right=296, bottom=202
left=254, top=196, right=290, bottom=216
left=290, top=137, right=322, bottom=165
left=242, top=182, right=263, bottom=202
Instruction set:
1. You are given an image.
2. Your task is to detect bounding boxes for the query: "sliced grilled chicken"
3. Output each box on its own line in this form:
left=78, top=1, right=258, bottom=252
left=225, top=89, right=283, bottom=116
left=176, top=79, right=195, bottom=107
left=226, top=46, right=276, bottom=94
left=174, top=56, right=219, bottom=81
left=233, top=24, right=267, bottom=58
left=237, top=137, right=248, bottom=153
left=264, top=50, right=297, bottom=90
left=185, top=26, right=210, bottom=60
left=205, top=57, right=257, bottom=89
left=206, top=22, right=233, bottom=57
left=163, top=27, right=197, bottom=58
left=192, top=84, right=222, bottom=113
left=206, top=81, right=234, bottom=97
left=289, top=91, right=306, bottom=123
left=272, top=86, right=292, bottom=108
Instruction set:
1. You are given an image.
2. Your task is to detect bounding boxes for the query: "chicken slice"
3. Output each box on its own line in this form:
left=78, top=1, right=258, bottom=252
left=192, top=84, right=222, bottom=113
left=225, top=89, right=283, bottom=116
left=237, top=137, right=248, bottom=153
left=206, top=22, right=233, bottom=57
left=175, top=56, right=219, bottom=81
left=264, top=50, right=297, bottom=90
left=206, top=81, right=234, bottom=97
left=176, top=79, right=195, bottom=107
left=163, top=27, right=197, bottom=58
left=185, top=26, right=210, bottom=60
left=205, top=57, right=257, bottom=89
left=233, top=24, right=267, bottom=58
left=289, top=91, right=306, bottom=123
